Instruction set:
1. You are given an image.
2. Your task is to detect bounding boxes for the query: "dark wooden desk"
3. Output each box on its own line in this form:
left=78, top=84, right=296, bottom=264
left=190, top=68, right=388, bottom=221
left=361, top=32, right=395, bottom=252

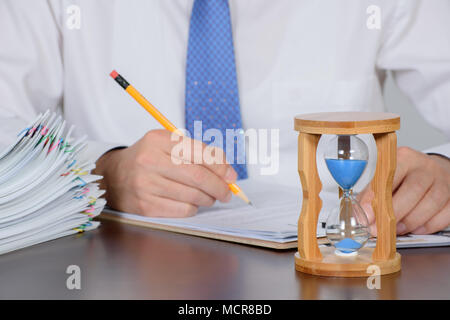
left=0, top=219, right=448, bottom=299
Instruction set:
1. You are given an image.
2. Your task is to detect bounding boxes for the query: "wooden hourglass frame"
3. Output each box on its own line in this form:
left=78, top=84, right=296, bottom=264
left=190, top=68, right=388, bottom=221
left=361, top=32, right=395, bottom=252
left=294, top=112, right=401, bottom=277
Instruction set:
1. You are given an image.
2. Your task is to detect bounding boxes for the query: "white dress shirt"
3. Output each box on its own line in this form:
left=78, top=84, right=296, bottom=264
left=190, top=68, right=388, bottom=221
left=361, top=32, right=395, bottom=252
left=0, top=0, right=449, bottom=190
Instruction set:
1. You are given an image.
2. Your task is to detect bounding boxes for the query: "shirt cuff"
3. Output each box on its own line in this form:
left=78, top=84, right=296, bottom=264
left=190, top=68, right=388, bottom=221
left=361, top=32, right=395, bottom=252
left=81, top=140, right=127, bottom=164
left=423, top=142, right=450, bottom=159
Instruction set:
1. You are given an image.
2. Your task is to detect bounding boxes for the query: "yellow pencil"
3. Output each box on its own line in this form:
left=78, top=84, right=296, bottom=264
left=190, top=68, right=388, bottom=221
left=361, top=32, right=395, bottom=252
left=110, top=70, right=252, bottom=206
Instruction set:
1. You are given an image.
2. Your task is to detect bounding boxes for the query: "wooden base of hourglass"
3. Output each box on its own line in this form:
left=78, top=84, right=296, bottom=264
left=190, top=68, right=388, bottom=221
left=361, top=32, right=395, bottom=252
left=294, top=112, right=401, bottom=277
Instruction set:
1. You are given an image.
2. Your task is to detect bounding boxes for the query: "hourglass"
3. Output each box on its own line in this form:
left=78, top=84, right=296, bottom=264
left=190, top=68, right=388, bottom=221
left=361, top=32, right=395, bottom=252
left=294, top=112, right=401, bottom=277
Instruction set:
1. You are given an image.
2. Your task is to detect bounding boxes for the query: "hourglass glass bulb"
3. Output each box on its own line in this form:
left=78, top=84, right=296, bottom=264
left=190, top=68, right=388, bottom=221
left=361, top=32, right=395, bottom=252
left=324, top=135, right=370, bottom=255
left=325, top=195, right=370, bottom=255
left=324, top=135, right=369, bottom=190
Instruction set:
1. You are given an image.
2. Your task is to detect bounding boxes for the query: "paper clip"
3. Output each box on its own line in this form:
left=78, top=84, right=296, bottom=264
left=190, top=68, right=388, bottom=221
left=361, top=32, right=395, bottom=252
left=75, top=176, right=87, bottom=187
left=49, top=138, right=61, bottom=153
left=67, top=159, right=76, bottom=168
left=84, top=207, right=95, bottom=213
left=49, top=137, right=63, bottom=153
left=59, top=139, right=67, bottom=151
left=88, top=196, right=97, bottom=205
left=17, top=127, right=31, bottom=137
left=40, top=126, right=48, bottom=136
left=32, top=125, right=41, bottom=135
left=73, top=223, right=90, bottom=233
left=72, top=168, right=88, bottom=176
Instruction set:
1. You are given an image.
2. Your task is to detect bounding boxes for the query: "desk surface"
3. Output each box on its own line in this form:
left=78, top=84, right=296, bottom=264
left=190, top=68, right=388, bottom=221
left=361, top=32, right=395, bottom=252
left=0, top=219, right=449, bottom=299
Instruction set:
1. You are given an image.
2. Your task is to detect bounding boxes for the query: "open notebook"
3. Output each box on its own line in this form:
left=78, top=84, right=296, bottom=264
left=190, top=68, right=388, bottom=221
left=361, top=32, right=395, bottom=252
left=102, top=179, right=450, bottom=250
left=0, top=110, right=106, bottom=255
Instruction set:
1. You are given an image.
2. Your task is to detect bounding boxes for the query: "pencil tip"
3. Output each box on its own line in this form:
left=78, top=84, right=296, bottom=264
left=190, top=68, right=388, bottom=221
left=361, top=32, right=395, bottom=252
left=248, top=201, right=254, bottom=207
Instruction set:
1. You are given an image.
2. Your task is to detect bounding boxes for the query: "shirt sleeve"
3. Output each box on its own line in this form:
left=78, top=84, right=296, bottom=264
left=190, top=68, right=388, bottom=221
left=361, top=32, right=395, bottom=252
left=0, top=0, right=124, bottom=162
left=377, top=0, right=450, bottom=157
left=0, top=0, right=63, bottom=145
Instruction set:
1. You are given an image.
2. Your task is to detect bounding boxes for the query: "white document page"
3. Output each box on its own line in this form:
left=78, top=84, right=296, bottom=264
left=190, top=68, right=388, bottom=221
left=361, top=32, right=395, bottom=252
left=104, top=179, right=329, bottom=243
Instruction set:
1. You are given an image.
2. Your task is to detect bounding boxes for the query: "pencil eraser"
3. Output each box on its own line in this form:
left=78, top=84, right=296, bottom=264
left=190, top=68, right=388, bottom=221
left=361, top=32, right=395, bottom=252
left=110, top=70, right=119, bottom=79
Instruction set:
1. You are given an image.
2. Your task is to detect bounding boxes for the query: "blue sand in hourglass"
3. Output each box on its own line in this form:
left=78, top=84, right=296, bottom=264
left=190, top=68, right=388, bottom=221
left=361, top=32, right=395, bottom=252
left=325, top=159, right=368, bottom=190
left=335, top=238, right=362, bottom=253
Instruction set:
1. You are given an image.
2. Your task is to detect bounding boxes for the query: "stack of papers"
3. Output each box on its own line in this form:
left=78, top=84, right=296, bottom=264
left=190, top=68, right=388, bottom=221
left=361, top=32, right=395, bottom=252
left=0, top=110, right=106, bottom=255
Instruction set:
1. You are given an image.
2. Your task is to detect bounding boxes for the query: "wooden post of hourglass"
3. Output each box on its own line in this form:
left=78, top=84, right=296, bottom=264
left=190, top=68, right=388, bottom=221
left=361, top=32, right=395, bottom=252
left=294, top=112, right=401, bottom=277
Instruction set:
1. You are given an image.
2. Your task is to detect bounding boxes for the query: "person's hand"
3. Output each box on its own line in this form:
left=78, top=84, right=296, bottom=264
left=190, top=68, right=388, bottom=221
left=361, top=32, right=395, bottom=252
left=359, top=147, right=450, bottom=236
left=93, top=130, right=237, bottom=217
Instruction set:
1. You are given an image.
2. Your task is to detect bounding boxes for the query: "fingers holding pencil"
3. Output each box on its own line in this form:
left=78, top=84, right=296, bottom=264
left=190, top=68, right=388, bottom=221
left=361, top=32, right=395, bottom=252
left=139, top=130, right=238, bottom=203
left=94, top=129, right=237, bottom=217
left=109, top=70, right=252, bottom=207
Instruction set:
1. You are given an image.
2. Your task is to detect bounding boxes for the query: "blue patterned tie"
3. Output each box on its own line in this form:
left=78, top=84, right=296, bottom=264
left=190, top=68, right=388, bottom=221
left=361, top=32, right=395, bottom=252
left=185, top=0, right=248, bottom=180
